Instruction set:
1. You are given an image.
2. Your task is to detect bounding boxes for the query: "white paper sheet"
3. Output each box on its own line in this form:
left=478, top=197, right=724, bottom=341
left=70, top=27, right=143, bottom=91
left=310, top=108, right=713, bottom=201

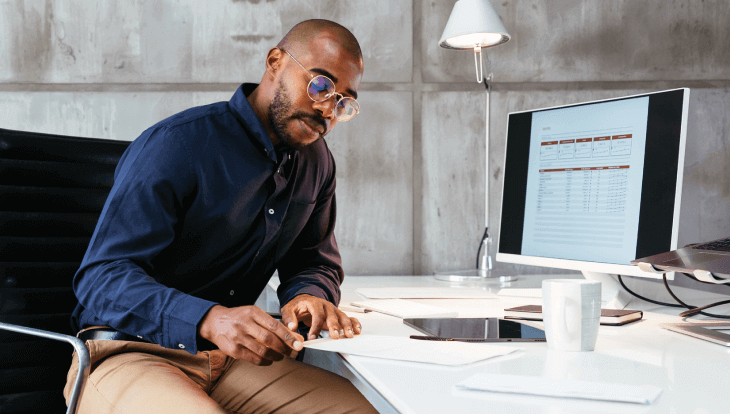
left=456, top=373, right=662, bottom=404
left=356, top=287, right=497, bottom=299
left=303, top=334, right=521, bottom=366
left=497, top=288, right=543, bottom=298
left=349, top=299, right=458, bottom=318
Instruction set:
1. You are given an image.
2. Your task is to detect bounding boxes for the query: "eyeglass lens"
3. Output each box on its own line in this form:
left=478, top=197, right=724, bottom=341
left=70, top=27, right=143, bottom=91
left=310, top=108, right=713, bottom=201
left=307, top=75, right=358, bottom=121
left=307, top=76, right=333, bottom=100
left=335, top=98, right=359, bottom=121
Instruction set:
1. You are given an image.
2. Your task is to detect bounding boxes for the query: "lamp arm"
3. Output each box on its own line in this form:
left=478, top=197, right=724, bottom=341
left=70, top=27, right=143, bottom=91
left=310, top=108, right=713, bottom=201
left=484, top=72, right=491, bottom=230
left=473, top=46, right=484, bottom=83
left=479, top=72, right=494, bottom=270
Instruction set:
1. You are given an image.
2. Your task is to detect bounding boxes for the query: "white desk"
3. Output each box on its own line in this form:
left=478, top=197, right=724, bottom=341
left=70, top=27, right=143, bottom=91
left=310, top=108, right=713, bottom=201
left=261, top=275, right=730, bottom=413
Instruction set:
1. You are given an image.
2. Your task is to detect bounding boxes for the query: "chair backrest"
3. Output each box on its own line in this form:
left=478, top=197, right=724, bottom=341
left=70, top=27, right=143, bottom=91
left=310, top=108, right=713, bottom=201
left=0, top=128, right=130, bottom=414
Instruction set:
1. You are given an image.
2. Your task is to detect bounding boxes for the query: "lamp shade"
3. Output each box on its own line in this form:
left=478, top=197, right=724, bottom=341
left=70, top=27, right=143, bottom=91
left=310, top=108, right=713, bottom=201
left=439, top=0, right=510, bottom=50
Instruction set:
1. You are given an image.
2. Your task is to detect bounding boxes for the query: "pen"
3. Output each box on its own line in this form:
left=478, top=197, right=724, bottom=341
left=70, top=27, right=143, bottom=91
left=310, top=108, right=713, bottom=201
left=339, top=305, right=371, bottom=313
left=409, top=335, right=546, bottom=343
left=409, top=335, right=495, bottom=343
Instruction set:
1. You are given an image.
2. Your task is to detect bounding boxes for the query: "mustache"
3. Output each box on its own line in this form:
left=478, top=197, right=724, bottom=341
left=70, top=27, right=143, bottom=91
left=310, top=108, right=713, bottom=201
left=293, top=112, right=328, bottom=134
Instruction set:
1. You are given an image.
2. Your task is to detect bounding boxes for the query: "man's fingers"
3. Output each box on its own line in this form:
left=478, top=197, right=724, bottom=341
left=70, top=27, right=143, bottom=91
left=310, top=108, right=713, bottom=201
left=280, top=306, right=300, bottom=332
left=214, top=331, right=277, bottom=365
left=281, top=295, right=359, bottom=341
left=253, top=312, right=304, bottom=354
left=325, top=307, right=343, bottom=339
left=337, top=311, right=355, bottom=338
left=236, top=323, right=287, bottom=360
left=350, top=317, right=362, bottom=334
left=306, top=302, right=326, bottom=340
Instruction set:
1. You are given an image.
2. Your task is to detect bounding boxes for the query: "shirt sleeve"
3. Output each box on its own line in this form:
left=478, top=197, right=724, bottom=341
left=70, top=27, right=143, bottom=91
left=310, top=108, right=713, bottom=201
left=73, top=126, right=216, bottom=354
left=276, top=150, right=344, bottom=307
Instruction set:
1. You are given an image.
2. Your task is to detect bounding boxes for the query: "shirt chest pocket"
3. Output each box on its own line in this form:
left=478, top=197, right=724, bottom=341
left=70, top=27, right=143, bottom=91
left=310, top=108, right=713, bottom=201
left=275, top=199, right=317, bottom=260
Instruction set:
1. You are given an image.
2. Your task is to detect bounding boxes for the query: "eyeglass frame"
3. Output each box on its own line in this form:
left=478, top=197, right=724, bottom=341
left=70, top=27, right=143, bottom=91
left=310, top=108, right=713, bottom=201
left=279, top=48, right=360, bottom=122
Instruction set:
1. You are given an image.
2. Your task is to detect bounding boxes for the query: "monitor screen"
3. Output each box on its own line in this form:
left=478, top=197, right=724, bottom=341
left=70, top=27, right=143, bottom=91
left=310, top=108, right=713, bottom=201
left=497, top=89, right=689, bottom=279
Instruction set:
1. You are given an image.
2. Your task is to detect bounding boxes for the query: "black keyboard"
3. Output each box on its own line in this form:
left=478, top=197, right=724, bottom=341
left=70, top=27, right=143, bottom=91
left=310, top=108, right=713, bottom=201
left=692, top=238, right=730, bottom=252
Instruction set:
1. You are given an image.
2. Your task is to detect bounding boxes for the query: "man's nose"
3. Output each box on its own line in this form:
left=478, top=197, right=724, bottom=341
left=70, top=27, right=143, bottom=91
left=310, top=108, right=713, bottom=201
left=313, top=97, right=337, bottom=121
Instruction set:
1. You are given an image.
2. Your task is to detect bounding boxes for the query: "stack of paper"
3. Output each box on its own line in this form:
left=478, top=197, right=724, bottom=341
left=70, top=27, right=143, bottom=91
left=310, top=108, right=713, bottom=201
left=456, top=373, right=662, bottom=404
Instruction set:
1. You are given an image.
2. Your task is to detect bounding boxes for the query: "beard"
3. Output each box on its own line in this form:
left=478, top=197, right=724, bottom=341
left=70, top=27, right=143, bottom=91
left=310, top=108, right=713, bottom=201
left=268, top=81, right=328, bottom=150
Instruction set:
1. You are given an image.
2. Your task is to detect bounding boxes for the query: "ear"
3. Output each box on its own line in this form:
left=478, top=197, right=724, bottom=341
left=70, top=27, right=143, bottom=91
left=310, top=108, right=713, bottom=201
left=265, top=47, right=285, bottom=80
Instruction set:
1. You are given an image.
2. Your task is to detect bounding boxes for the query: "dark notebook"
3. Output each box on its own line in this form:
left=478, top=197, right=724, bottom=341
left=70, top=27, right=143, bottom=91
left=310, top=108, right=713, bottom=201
left=504, top=305, right=643, bottom=326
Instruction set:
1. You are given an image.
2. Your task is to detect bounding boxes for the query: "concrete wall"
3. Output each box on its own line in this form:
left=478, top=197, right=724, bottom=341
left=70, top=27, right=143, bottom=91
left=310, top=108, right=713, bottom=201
left=2, top=1, right=730, bottom=296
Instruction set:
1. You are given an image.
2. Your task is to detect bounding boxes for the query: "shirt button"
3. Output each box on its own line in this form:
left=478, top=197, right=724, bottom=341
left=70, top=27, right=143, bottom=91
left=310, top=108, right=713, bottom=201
left=178, top=344, right=185, bottom=349
left=277, top=168, right=282, bottom=174
left=137, top=335, right=143, bottom=339
left=268, top=209, right=275, bottom=215
left=229, top=290, right=235, bottom=296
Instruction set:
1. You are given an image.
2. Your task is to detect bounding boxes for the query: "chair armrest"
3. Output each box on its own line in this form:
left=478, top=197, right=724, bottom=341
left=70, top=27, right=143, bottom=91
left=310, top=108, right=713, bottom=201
left=0, top=322, right=90, bottom=414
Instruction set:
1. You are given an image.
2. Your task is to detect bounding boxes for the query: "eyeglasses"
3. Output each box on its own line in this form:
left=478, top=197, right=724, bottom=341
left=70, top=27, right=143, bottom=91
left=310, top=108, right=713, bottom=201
left=281, top=49, right=360, bottom=122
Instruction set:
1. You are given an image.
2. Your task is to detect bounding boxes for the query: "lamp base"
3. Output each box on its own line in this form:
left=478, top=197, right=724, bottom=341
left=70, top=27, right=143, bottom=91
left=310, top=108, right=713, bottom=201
left=433, top=268, right=516, bottom=285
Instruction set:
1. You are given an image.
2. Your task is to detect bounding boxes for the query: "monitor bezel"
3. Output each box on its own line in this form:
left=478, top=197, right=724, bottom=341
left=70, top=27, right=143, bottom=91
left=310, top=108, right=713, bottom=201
left=495, top=88, right=690, bottom=279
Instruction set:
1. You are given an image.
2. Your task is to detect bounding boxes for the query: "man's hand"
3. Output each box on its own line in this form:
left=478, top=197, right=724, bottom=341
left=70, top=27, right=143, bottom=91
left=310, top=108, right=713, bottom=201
left=281, top=294, right=362, bottom=340
left=198, top=305, right=304, bottom=366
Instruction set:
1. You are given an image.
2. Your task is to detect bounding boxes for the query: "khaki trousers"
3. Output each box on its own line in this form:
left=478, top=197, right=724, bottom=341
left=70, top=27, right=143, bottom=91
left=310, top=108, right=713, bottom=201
left=64, top=339, right=377, bottom=414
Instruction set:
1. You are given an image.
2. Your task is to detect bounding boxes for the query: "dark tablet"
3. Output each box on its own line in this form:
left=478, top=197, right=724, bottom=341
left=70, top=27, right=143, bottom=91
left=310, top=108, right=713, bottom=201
left=403, top=318, right=546, bottom=342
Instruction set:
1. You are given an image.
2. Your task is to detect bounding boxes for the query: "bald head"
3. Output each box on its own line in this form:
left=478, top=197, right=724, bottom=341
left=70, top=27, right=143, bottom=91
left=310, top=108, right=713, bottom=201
left=277, top=19, right=362, bottom=67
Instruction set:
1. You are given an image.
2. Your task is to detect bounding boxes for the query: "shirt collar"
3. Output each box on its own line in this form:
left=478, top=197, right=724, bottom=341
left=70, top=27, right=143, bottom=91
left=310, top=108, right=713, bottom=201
left=229, top=83, right=278, bottom=162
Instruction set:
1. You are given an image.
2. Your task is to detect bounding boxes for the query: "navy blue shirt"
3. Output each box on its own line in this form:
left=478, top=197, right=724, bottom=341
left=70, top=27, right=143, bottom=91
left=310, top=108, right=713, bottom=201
left=72, top=83, right=344, bottom=354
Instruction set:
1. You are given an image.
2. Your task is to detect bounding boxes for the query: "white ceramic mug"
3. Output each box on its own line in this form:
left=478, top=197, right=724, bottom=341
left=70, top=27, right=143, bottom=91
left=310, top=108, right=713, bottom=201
left=542, top=279, right=601, bottom=352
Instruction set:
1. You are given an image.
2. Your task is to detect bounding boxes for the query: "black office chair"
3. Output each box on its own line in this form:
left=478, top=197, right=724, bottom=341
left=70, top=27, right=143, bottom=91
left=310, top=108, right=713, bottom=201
left=0, top=128, right=130, bottom=414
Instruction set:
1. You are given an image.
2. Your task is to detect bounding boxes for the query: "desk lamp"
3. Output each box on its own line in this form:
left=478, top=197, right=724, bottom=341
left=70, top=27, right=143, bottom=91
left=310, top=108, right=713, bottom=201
left=434, top=0, right=513, bottom=284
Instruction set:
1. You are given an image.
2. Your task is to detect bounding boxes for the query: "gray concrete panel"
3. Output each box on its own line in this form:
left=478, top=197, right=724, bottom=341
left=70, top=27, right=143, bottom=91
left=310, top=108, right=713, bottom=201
left=682, top=89, right=730, bottom=245
left=0, top=92, right=116, bottom=138
left=193, top=91, right=236, bottom=108
left=1, top=0, right=411, bottom=83
left=194, top=0, right=413, bottom=84
left=327, top=91, right=413, bottom=275
left=421, top=91, right=486, bottom=275
left=0, top=1, right=24, bottom=81
left=101, top=1, right=193, bottom=83
left=423, top=0, right=730, bottom=83
left=0, top=0, right=103, bottom=82
left=0, top=91, right=228, bottom=140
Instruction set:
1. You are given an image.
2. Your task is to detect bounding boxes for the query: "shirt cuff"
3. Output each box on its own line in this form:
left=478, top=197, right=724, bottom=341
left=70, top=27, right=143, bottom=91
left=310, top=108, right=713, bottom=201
left=279, top=285, right=334, bottom=307
left=166, top=293, right=217, bottom=354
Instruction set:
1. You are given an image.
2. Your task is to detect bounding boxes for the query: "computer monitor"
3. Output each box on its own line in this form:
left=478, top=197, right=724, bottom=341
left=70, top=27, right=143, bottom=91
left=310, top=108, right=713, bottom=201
left=496, top=88, right=690, bottom=309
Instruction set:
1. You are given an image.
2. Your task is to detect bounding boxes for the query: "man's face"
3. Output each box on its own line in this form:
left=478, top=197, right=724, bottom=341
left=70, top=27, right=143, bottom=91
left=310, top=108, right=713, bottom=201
left=267, top=34, right=362, bottom=149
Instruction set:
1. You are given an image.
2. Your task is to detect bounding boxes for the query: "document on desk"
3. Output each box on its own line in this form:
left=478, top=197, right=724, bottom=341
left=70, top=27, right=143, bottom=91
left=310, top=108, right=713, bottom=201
left=456, top=373, right=662, bottom=404
left=349, top=299, right=459, bottom=318
left=304, top=334, right=521, bottom=366
left=356, top=287, right=497, bottom=299
left=497, top=288, right=543, bottom=298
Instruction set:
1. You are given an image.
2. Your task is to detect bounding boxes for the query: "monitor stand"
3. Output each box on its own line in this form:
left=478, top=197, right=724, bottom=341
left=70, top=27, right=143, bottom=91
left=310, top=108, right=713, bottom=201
left=581, top=271, right=632, bottom=309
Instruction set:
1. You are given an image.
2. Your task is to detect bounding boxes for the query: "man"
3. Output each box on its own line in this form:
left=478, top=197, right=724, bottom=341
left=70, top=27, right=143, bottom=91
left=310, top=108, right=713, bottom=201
left=64, top=19, right=377, bottom=413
